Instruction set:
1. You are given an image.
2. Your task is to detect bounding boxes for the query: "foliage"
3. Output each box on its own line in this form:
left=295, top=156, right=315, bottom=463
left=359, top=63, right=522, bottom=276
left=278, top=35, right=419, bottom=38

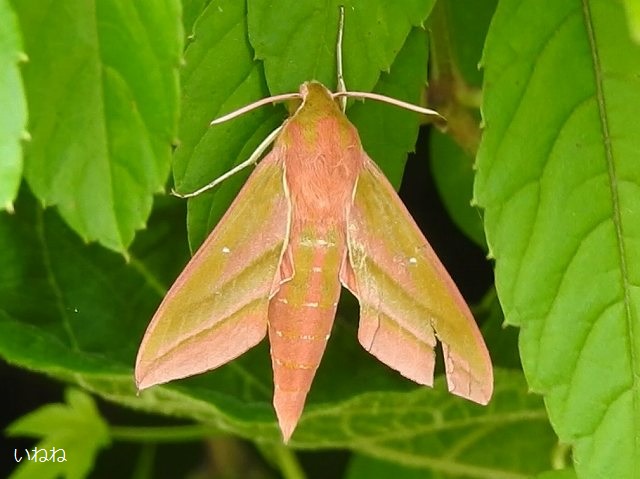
left=1, top=0, right=638, bottom=478
left=6, top=389, right=110, bottom=479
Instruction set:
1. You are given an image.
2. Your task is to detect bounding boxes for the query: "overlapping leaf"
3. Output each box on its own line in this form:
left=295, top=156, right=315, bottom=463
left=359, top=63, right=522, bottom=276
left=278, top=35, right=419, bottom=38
left=475, top=1, right=640, bottom=477
left=248, top=0, right=434, bottom=94
left=11, top=0, right=182, bottom=252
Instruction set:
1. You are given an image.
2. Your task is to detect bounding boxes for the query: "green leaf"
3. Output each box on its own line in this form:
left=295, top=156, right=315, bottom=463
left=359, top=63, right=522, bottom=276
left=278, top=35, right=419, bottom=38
left=248, top=0, right=435, bottom=94
left=347, top=456, right=425, bottom=479
left=174, top=0, right=284, bottom=250
left=433, top=0, right=497, bottom=88
left=12, top=0, right=182, bottom=252
left=340, top=370, right=556, bottom=478
left=0, top=189, right=187, bottom=369
left=474, top=1, right=640, bottom=477
left=348, top=454, right=571, bottom=479
left=6, top=388, right=110, bottom=479
left=0, top=0, right=27, bottom=211
left=182, top=0, right=208, bottom=39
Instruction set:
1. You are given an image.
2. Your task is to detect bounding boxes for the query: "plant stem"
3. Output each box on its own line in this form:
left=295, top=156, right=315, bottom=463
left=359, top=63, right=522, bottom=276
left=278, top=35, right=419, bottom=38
left=428, top=0, right=482, bottom=157
left=259, top=442, right=307, bottom=479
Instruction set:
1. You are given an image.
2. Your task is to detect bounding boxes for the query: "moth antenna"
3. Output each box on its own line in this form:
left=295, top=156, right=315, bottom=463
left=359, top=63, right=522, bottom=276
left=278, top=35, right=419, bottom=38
left=336, top=5, right=347, bottom=112
left=172, top=125, right=284, bottom=198
left=210, top=93, right=301, bottom=125
left=333, top=90, right=444, bottom=120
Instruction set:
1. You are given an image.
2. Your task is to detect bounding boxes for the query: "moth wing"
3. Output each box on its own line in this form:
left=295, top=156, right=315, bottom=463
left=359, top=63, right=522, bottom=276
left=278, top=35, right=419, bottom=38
left=136, top=151, right=290, bottom=389
left=340, top=155, right=492, bottom=404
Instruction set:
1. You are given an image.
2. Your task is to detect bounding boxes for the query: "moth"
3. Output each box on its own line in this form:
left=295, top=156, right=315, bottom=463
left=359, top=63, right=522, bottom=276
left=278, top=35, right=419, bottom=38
left=135, top=9, right=493, bottom=442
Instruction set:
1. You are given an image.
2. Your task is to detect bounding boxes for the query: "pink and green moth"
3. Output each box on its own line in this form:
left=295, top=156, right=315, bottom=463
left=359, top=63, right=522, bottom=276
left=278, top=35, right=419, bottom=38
left=135, top=9, right=493, bottom=442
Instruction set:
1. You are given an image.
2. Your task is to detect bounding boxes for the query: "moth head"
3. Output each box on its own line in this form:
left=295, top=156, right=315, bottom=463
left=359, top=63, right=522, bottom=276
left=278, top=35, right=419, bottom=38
left=291, top=81, right=342, bottom=118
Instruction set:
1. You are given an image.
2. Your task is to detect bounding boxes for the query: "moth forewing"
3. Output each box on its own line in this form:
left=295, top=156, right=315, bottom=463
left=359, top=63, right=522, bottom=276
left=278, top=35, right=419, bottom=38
left=135, top=151, right=290, bottom=390
left=341, top=157, right=493, bottom=405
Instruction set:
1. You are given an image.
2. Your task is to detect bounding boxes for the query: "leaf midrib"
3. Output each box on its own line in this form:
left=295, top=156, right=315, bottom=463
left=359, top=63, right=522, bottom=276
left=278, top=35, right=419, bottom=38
left=582, top=0, right=638, bottom=461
